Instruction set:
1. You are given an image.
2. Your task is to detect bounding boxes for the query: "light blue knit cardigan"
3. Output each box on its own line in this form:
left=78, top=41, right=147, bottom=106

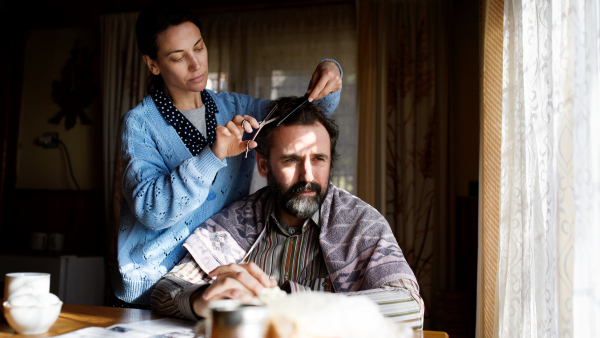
left=113, top=62, right=341, bottom=304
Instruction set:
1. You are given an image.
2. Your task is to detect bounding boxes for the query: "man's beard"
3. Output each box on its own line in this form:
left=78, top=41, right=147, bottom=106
left=267, top=171, right=329, bottom=219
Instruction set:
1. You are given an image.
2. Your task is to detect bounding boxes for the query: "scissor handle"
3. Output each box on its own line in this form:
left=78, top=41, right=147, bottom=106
left=245, top=104, right=278, bottom=158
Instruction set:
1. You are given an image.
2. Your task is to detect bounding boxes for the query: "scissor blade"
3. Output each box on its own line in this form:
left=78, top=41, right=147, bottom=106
left=264, top=118, right=278, bottom=125
left=262, top=104, right=278, bottom=123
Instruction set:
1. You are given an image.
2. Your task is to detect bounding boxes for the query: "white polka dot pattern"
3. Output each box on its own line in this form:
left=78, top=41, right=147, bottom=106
left=151, top=90, right=219, bottom=156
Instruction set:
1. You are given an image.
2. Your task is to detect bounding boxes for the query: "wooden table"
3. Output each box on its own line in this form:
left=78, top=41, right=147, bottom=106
left=1, top=303, right=448, bottom=337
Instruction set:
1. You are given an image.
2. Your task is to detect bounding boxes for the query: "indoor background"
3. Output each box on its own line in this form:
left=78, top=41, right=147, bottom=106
left=0, top=0, right=480, bottom=336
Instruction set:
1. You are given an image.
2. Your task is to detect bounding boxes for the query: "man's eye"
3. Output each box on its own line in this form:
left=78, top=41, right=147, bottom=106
left=286, top=158, right=297, bottom=162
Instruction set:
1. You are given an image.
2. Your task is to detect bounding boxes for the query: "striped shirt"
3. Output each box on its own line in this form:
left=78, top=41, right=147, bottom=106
left=243, top=209, right=332, bottom=292
left=151, top=209, right=424, bottom=328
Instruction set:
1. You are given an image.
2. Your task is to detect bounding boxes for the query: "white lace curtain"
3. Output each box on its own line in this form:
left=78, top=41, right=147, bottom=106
left=498, top=0, right=600, bottom=336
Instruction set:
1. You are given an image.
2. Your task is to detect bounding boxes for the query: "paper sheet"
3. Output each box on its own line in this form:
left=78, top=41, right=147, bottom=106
left=53, top=318, right=197, bottom=338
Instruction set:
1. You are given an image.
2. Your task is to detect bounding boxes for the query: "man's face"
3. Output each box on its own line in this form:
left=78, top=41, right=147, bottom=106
left=257, top=122, right=332, bottom=219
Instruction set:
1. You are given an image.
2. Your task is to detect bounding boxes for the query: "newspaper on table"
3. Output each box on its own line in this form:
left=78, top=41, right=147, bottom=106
left=53, top=318, right=198, bottom=338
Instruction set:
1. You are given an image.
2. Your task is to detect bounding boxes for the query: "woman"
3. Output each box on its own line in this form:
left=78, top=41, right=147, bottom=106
left=112, top=1, right=343, bottom=306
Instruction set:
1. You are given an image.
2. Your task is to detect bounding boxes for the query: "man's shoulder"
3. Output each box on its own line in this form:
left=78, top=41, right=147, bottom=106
left=329, top=184, right=361, bottom=200
left=329, top=185, right=381, bottom=213
left=213, top=186, right=270, bottom=218
left=324, top=184, right=387, bottom=225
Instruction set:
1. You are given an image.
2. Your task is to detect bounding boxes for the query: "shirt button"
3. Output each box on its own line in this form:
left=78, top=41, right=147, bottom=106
left=322, top=281, right=328, bottom=287
left=207, top=192, right=216, bottom=201
left=289, top=229, right=295, bottom=234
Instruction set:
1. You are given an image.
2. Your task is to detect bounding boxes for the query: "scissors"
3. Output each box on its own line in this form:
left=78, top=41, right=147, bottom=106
left=244, top=104, right=279, bottom=158
left=243, top=96, right=308, bottom=158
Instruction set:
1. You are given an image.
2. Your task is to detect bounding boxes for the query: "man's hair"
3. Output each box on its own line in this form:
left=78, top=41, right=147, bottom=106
left=255, top=96, right=340, bottom=168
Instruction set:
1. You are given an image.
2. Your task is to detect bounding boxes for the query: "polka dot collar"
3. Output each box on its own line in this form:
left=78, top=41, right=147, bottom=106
left=151, top=90, right=219, bottom=156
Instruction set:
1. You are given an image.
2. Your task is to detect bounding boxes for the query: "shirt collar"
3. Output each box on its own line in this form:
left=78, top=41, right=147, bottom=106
left=151, top=89, right=219, bottom=156
left=269, top=204, right=320, bottom=236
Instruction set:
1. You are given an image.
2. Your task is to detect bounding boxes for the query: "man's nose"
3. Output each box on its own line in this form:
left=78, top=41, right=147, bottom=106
left=300, top=161, right=314, bottom=183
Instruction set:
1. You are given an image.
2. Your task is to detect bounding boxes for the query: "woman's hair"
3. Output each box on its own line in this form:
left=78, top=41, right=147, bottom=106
left=255, top=96, right=340, bottom=169
left=136, top=0, right=201, bottom=94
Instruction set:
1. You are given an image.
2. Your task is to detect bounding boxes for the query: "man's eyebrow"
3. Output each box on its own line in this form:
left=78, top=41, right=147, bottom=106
left=279, top=154, right=298, bottom=160
left=312, top=153, right=330, bottom=159
left=279, top=153, right=330, bottom=160
left=166, top=38, right=203, bottom=56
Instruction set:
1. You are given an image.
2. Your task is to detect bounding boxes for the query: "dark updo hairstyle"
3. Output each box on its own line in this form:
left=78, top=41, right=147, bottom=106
left=255, top=96, right=340, bottom=169
left=136, top=0, right=202, bottom=94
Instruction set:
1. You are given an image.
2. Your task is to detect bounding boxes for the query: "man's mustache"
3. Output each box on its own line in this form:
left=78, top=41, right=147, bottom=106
left=289, top=181, right=321, bottom=194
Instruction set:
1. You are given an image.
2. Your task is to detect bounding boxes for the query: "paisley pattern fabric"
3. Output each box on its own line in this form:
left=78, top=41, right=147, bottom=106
left=183, top=183, right=417, bottom=292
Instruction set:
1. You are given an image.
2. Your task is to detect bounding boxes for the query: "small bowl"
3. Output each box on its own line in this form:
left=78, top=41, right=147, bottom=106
left=3, top=300, right=63, bottom=335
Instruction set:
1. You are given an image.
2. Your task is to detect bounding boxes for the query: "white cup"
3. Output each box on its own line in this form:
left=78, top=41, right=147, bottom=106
left=4, top=273, right=51, bottom=301
left=48, top=233, right=64, bottom=252
left=30, top=232, right=47, bottom=251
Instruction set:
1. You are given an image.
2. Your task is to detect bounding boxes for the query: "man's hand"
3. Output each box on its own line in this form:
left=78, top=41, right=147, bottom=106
left=306, top=60, right=342, bottom=102
left=211, top=115, right=260, bottom=160
left=191, top=263, right=277, bottom=318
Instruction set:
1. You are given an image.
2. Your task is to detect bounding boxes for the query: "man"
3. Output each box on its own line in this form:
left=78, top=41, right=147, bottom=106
left=151, top=96, right=424, bottom=328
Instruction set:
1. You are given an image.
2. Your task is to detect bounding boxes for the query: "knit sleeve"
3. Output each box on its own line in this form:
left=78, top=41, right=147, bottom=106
left=121, top=112, right=227, bottom=231
left=314, top=59, right=342, bottom=118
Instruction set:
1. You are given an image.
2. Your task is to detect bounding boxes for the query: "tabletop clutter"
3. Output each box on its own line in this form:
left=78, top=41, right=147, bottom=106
left=3, top=272, right=63, bottom=335
left=195, top=286, right=414, bottom=338
left=2, top=272, right=413, bottom=337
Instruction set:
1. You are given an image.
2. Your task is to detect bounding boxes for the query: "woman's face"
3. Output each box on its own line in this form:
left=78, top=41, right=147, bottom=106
left=146, top=21, right=208, bottom=96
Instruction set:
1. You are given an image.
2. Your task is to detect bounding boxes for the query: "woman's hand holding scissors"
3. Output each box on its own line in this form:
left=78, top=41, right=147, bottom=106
left=306, top=60, right=342, bottom=102
left=212, top=114, right=259, bottom=160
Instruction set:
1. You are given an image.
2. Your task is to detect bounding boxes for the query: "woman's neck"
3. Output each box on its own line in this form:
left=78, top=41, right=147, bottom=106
left=164, top=85, right=204, bottom=111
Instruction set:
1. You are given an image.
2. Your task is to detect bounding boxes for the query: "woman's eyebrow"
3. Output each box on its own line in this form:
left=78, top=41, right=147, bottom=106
left=166, top=39, right=203, bottom=56
left=167, top=49, right=184, bottom=56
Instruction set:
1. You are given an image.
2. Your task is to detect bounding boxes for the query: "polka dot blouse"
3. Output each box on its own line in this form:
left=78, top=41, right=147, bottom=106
left=151, top=90, right=219, bottom=156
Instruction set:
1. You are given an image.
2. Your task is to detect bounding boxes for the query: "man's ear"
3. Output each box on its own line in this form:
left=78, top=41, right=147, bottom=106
left=143, top=55, right=161, bottom=76
left=256, top=153, right=269, bottom=178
